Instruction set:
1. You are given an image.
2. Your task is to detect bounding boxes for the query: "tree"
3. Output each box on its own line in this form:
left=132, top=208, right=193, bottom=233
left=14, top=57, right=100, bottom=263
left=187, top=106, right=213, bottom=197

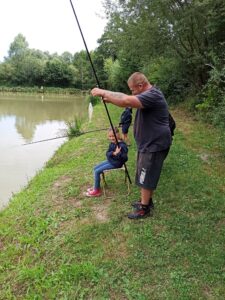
left=100, top=0, right=224, bottom=93
left=8, top=34, right=29, bottom=58
left=72, top=51, right=97, bottom=90
left=43, top=57, right=74, bottom=87
left=0, top=62, right=15, bottom=85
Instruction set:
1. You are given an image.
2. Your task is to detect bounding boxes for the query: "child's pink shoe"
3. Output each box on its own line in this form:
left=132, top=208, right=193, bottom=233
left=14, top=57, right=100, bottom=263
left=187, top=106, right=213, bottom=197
left=86, top=188, right=102, bottom=197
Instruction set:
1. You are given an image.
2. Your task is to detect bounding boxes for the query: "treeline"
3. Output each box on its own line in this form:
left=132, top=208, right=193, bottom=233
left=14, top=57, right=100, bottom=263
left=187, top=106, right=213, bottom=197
left=0, top=34, right=105, bottom=91
left=0, top=0, right=225, bottom=128
left=98, top=0, right=225, bottom=128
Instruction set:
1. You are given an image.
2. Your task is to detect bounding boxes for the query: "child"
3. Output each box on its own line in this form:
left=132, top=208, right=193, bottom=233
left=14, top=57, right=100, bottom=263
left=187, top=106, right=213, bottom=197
left=119, top=107, right=132, bottom=145
left=86, top=127, right=128, bottom=197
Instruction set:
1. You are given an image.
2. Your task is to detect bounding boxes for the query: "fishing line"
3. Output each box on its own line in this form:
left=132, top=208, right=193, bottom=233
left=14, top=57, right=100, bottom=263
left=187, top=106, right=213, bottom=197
left=69, top=0, right=131, bottom=184
left=22, top=127, right=109, bottom=145
left=22, top=124, right=133, bottom=146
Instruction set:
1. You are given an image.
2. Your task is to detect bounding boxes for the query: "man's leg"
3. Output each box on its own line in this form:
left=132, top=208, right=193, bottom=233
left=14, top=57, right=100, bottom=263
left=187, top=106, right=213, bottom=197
left=140, top=187, right=154, bottom=205
left=128, top=149, right=169, bottom=219
left=131, top=187, right=154, bottom=209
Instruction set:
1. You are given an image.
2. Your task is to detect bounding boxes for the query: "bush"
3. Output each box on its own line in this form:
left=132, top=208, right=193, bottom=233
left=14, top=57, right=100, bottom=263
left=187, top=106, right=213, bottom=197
left=195, top=63, right=225, bottom=128
left=212, top=97, right=225, bottom=128
left=142, top=57, right=190, bottom=104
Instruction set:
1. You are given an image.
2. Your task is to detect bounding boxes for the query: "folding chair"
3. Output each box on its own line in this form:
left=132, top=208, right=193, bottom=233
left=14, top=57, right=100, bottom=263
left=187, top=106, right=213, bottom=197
left=101, top=165, right=131, bottom=197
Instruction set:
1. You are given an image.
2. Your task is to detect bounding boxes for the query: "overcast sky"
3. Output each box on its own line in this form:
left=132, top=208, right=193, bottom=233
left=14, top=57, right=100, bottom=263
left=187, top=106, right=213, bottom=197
left=0, top=0, right=107, bottom=61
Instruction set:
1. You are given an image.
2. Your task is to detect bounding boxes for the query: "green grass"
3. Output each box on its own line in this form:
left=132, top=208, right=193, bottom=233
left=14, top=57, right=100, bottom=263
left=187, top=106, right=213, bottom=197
left=0, top=104, right=225, bottom=299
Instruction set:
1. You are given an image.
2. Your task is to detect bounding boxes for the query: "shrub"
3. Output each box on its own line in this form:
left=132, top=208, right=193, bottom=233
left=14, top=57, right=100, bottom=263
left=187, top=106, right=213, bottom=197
left=196, top=63, right=225, bottom=128
left=142, top=57, right=190, bottom=104
left=66, top=117, right=83, bottom=138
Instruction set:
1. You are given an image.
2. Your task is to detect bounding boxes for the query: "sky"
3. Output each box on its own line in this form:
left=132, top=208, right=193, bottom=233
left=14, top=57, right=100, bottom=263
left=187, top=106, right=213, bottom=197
left=0, top=0, right=107, bottom=61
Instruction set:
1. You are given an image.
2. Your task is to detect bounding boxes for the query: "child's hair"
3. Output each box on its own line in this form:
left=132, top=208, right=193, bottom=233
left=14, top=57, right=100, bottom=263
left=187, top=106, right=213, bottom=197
left=108, top=126, right=119, bottom=134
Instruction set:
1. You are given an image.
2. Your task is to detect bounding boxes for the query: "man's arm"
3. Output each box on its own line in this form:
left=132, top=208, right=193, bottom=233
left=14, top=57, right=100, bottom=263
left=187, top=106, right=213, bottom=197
left=91, top=88, right=143, bottom=108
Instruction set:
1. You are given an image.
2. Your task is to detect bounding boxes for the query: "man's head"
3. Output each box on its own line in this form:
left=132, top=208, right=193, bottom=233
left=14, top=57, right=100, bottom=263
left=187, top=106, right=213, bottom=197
left=127, top=72, right=151, bottom=95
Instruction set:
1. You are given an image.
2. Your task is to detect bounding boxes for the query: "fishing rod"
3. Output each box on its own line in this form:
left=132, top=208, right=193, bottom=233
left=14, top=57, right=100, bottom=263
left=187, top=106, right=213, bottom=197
left=69, top=0, right=132, bottom=184
left=22, top=127, right=109, bottom=146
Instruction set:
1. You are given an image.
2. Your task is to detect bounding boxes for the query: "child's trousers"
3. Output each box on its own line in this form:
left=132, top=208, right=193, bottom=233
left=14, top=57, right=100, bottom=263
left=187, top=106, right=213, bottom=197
left=94, top=160, right=116, bottom=189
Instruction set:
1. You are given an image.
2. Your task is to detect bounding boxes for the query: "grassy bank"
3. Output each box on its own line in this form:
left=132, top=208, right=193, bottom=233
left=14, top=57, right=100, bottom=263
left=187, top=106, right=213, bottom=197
left=0, top=86, right=86, bottom=95
left=0, top=104, right=225, bottom=299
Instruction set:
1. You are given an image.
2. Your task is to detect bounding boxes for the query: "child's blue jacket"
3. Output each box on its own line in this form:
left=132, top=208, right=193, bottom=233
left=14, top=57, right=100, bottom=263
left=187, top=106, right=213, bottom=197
left=106, top=141, right=128, bottom=168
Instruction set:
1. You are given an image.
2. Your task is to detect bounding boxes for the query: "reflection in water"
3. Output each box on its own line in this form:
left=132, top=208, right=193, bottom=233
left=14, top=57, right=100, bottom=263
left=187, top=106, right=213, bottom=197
left=0, top=93, right=88, bottom=210
left=0, top=94, right=87, bottom=142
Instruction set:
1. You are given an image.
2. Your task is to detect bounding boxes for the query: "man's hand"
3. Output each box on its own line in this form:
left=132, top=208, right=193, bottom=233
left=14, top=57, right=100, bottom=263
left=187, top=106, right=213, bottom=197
left=91, top=88, right=138, bottom=108
left=91, top=88, right=105, bottom=98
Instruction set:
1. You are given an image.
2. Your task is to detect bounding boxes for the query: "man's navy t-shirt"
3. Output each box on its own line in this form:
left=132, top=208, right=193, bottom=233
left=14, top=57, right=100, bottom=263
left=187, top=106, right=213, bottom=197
left=134, top=87, right=172, bottom=153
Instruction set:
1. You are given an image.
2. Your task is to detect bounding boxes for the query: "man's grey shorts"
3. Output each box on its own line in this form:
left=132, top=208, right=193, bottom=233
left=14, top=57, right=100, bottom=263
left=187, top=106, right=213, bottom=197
left=135, top=148, right=170, bottom=190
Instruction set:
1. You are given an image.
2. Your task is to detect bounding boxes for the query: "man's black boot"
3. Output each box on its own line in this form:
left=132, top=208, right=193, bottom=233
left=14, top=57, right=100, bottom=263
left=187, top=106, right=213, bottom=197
left=127, top=203, right=151, bottom=219
left=131, top=198, right=154, bottom=209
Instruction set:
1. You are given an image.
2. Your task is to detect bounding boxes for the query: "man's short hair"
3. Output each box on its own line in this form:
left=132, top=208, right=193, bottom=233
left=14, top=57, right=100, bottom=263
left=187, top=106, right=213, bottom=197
left=127, top=72, right=149, bottom=86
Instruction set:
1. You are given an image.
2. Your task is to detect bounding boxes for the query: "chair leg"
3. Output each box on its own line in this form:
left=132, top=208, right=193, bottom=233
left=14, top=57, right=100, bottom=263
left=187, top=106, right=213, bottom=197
left=127, top=180, right=130, bottom=195
left=102, top=169, right=130, bottom=197
left=101, top=173, right=106, bottom=197
left=125, top=174, right=130, bottom=195
left=124, top=170, right=131, bottom=195
left=102, top=172, right=106, bottom=185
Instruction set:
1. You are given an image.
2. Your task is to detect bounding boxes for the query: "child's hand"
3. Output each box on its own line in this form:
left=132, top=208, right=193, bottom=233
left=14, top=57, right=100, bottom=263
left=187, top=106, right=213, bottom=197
left=113, top=146, right=121, bottom=155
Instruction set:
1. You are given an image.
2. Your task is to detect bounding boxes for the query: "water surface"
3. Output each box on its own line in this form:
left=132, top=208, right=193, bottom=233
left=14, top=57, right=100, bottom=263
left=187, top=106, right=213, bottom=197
left=0, top=93, right=88, bottom=210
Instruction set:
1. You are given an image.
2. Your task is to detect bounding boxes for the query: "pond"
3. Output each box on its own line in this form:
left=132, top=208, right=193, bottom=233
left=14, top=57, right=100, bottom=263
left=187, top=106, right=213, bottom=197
left=0, top=93, right=90, bottom=210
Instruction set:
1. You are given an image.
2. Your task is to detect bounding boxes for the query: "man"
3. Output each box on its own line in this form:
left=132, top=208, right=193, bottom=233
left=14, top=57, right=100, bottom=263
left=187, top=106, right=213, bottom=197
left=91, top=72, right=172, bottom=219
